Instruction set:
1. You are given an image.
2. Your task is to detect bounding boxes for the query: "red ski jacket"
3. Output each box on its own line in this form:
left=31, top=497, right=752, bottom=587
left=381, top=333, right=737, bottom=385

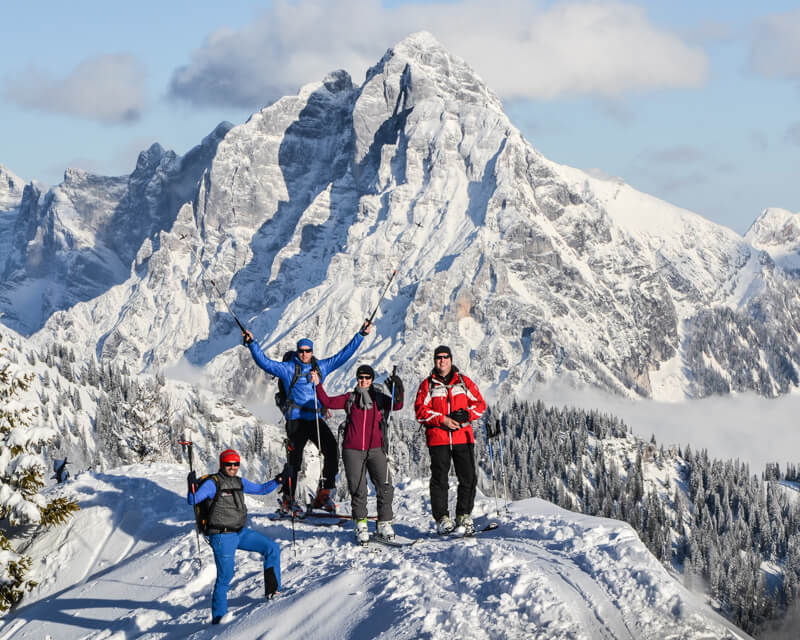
left=414, top=368, right=486, bottom=447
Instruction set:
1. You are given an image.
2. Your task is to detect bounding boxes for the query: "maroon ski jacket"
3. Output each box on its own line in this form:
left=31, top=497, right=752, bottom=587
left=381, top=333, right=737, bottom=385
left=315, top=384, right=403, bottom=451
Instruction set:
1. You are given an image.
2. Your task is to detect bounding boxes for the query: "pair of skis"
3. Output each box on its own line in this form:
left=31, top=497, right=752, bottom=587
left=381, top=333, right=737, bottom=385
left=367, top=520, right=500, bottom=547
left=444, top=521, right=499, bottom=539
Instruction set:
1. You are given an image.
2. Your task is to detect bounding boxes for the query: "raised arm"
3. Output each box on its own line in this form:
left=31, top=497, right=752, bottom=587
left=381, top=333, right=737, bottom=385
left=318, top=321, right=371, bottom=376
left=315, top=379, right=349, bottom=411
left=245, top=339, right=289, bottom=379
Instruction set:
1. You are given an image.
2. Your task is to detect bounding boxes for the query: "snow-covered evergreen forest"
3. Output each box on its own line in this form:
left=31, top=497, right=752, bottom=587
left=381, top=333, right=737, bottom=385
left=472, top=403, right=800, bottom=636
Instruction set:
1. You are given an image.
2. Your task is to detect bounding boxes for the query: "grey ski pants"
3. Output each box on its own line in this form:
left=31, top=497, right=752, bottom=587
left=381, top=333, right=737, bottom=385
left=342, top=447, right=394, bottom=521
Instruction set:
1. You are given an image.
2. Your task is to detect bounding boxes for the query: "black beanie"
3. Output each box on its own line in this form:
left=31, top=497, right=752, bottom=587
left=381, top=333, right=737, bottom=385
left=356, top=364, right=375, bottom=379
left=433, top=345, right=452, bottom=360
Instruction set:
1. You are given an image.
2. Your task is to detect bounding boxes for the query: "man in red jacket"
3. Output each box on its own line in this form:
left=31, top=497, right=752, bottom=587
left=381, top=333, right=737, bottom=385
left=414, top=345, right=486, bottom=535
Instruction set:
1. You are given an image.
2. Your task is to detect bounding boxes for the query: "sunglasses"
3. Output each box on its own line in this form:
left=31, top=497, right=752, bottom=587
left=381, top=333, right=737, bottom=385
left=297, top=348, right=313, bottom=354
left=357, top=375, right=373, bottom=380
left=434, top=354, right=451, bottom=360
left=223, top=462, right=240, bottom=468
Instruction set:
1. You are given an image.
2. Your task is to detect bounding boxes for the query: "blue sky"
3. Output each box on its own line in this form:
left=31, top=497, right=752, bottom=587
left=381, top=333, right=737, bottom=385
left=2, top=0, right=798, bottom=234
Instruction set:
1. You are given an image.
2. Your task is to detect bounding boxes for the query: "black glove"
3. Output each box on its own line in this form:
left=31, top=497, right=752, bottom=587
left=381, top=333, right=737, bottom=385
left=242, top=331, right=253, bottom=346
left=275, top=462, right=293, bottom=486
left=385, top=374, right=404, bottom=398
left=449, top=408, right=470, bottom=424
left=187, top=471, right=198, bottom=494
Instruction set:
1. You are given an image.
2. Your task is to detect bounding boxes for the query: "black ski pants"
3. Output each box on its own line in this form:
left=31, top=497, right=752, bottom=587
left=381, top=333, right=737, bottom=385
left=284, top=418, right=338, bottom=499
left=428, top=443, right=476, bottom=521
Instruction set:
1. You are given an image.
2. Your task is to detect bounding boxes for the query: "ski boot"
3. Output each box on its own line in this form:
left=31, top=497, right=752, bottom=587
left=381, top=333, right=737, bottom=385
left=265, top=567, right=279, bottom=599
left=355, top=518, right=370, bottom=545
left=312, top=487, right=337, bottom=513
left=436, top=515, right=454, bottom=535
left=376, top=520, right=396, bottom=541
left=455, top=514, right=475, bottom=536
left=278, top=496, right=305, bottom=518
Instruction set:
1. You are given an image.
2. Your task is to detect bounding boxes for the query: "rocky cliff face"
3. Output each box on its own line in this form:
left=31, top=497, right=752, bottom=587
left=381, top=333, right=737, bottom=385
left=2, top=32, right=798, bottom=400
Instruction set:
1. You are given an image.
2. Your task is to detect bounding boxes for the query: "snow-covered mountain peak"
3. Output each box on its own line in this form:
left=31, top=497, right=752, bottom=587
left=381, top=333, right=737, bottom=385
left=2, top=35, right=800, bottom=400
left=745, top=207, right=800, bottom=274
left=368, top=31, right=504, bottom=114
left=746, top=207, right=800, bottom=248
left=0, top=164, right=24, bottom=210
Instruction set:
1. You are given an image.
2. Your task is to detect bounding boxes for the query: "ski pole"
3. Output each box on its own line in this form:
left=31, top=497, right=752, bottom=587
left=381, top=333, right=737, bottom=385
left=312, top=381, right=325, bottom=507
left=484, top=422, right=501, bottom=516
left=179, top=440, right=203, bottom=566
left=179, top=234, right=247, bottom=332
left=495, top=420, right=510, bottom=513
left=384, top=365, right=397, bottom=486
left=288, top=477, right=297, bottom=557
left=366, top=270, right=397, bottom=325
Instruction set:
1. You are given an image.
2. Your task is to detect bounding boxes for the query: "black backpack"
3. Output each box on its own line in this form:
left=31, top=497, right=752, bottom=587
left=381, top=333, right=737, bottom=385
left=192, top=473, right=220, bottom=535
left=274, top=350, right=321, bottom=416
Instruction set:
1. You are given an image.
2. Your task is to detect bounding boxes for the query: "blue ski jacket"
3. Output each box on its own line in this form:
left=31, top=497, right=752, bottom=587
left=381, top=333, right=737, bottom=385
left=248, top=331, right=364, bottom=420
left=187, top=476, right=280, bottom=504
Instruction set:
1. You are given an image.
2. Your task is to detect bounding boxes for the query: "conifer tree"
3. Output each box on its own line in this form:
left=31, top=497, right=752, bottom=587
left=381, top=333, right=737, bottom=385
left=0, top=340, right=79, bottom=613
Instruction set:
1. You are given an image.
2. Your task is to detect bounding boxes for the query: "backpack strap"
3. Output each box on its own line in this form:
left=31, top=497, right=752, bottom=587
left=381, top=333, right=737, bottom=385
left=195, top=473, right=221, bottom=535
left=284, top=357, right=323, bottom=416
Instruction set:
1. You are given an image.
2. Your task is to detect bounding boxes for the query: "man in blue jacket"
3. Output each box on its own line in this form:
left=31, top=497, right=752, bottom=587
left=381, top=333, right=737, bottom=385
left=242, top=322, right=371, bottom=515
left=187, top=448, right=282, bottom=624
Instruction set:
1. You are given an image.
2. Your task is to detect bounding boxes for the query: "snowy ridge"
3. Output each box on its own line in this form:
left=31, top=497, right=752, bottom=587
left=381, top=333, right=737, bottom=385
left=0, top=32, right=798, bottom=403
left=1, top=465, right=749, bottom=639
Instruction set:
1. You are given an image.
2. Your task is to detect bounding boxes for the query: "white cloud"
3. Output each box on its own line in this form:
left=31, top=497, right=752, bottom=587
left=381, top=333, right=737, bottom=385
left=537, top=383, right=800, bottom=475
left=4, top=54, right=146, bottom=124
left=168, top=0, right=707, bottom=109
left=748, top=9, right=800, bottom=83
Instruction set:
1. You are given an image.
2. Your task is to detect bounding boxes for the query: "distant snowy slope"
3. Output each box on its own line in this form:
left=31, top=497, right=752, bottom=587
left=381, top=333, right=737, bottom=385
left=2, top=465, right=749, bottom=640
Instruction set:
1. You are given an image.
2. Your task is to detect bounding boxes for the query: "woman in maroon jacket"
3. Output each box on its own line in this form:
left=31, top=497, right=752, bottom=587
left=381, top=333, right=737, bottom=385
left=312, top=364, right=403, bottom=544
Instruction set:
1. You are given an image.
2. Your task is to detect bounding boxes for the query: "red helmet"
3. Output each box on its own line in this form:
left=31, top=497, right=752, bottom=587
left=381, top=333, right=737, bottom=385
left=219, top=449, right=241, bottom=466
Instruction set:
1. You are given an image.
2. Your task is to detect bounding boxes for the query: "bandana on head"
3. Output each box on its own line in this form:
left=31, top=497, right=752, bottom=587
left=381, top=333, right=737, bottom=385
left=219, top=449, right=240, bottom=466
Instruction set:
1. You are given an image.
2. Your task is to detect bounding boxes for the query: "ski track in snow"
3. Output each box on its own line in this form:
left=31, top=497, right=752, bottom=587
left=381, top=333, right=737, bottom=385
left=0, top=465, right=750, bottom=640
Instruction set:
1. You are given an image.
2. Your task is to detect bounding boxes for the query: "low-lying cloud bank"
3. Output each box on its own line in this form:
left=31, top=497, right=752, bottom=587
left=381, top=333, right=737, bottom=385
left=536, top=383, right=800, bottom=475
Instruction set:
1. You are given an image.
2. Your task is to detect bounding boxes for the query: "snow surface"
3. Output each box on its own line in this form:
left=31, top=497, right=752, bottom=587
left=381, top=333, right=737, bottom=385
left=1, top=464, right=749, bottom=640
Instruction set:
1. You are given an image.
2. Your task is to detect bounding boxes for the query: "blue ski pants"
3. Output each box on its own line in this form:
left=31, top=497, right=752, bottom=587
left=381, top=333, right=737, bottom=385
left=208, top=527, right=281, bottom=618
